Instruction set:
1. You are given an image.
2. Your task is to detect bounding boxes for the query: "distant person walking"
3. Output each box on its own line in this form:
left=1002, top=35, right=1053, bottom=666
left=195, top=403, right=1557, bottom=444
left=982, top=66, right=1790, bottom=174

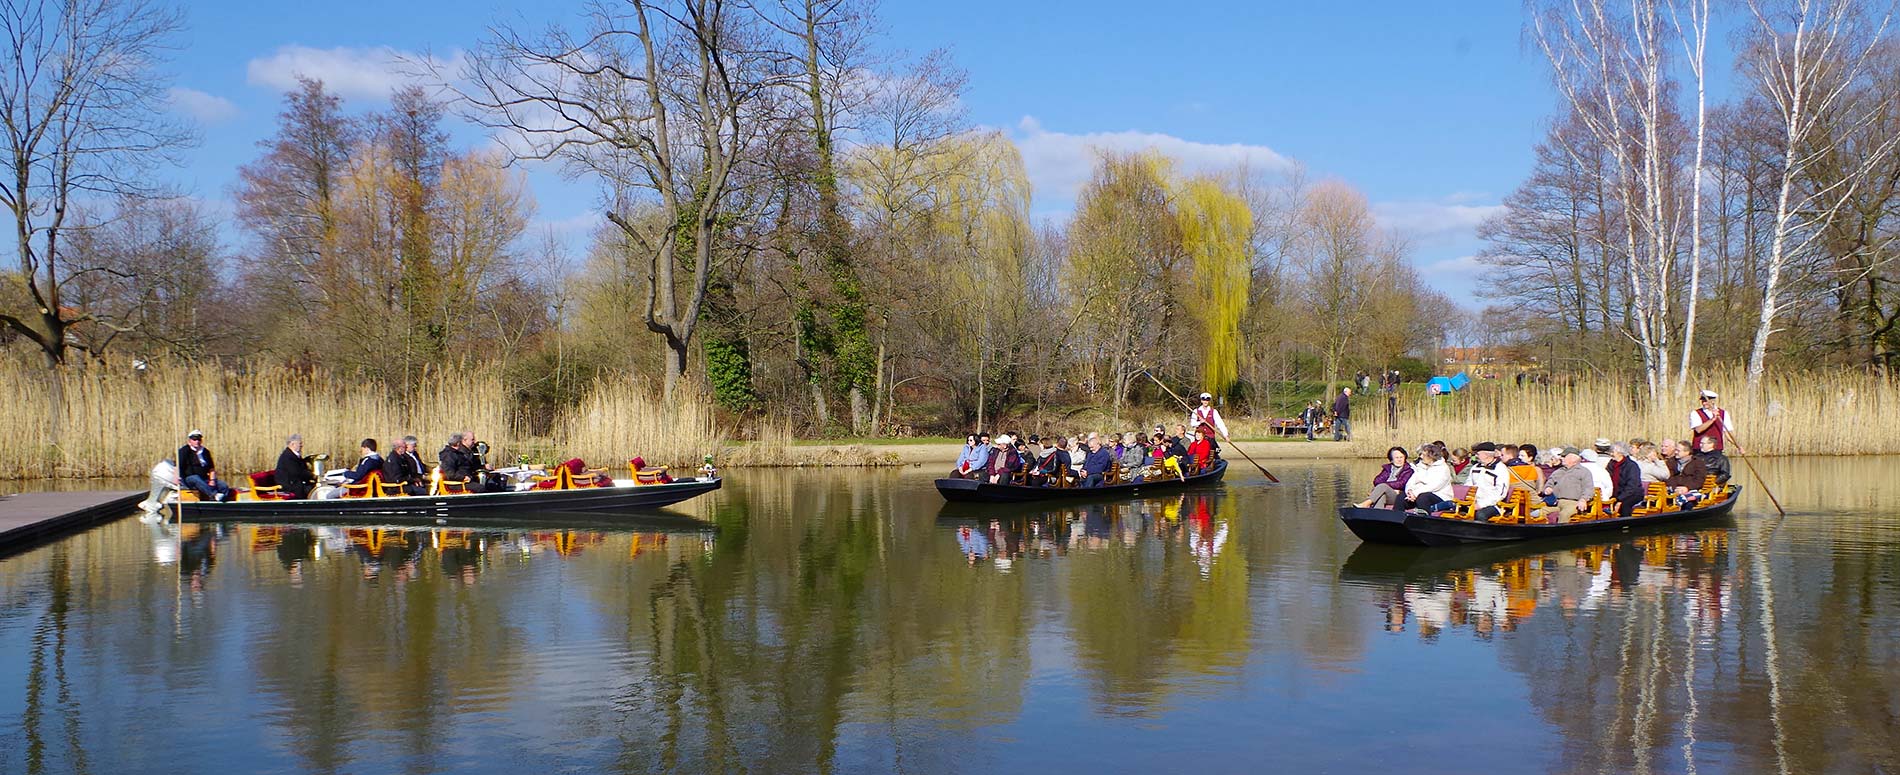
left=1688, top=389, right=1731, bottom=451
left=1333, top=388, right=1353, bottom=441
left=1301, top=400, right=1323, bottom=441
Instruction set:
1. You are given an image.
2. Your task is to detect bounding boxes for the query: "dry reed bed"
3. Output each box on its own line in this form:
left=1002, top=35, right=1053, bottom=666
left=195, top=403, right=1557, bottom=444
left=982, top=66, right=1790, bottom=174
left=2, top=364, right=721, bottom=479
left=1341, top=370, right=1900, bottom=457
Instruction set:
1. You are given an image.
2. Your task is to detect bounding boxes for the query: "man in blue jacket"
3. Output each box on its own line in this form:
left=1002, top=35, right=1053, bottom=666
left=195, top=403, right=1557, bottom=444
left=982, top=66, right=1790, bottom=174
left=1080, top=437, right=1115, bottom=487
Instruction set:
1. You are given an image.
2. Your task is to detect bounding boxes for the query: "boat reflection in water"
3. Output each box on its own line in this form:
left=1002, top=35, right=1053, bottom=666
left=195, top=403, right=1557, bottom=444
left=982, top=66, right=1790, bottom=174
left=1342, top=530, right=1732, bottom=640
left=151, top=518, right=714, bottom=588
left=941, top=493, right=1230, bottom=577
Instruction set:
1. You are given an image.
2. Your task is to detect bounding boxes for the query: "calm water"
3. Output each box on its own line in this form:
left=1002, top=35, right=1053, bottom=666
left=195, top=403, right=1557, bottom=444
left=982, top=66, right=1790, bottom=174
left=2, top=458, right=1897, bottom=774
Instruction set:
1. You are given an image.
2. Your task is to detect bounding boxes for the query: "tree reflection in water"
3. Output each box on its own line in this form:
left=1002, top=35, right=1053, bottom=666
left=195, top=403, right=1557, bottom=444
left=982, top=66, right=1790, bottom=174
left=3, top=462, right=1899, bottom=774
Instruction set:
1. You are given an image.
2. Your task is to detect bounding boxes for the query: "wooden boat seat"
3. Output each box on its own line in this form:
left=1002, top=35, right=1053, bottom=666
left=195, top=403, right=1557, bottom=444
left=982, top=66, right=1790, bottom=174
left=1642, top=481, right=1672, bottom=513
left=628, top=457, right=671, bottom=485
left=1489, top=490, right=1532, bottom=524
left=1448, top=487, right=1479, bottom=520
left=245, top=470, right=294, bottom=500
left=177, top=490, right=202, bottom=502
left=436, top=475, right=470, bottom=495
left=341, top=470, right=386, bottom=498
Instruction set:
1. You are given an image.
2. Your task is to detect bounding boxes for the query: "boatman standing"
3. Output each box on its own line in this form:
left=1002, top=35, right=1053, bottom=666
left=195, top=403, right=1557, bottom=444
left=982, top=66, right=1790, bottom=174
left=1688, top=389, right=1731, bottom=451
left=1189, top=392, right=1228, bottom=459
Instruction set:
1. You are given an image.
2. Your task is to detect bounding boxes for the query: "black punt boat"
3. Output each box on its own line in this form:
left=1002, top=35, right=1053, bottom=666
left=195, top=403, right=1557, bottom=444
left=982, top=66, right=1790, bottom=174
left=935, top=459, right=1227, bottom=503
left=1338, top=486, right=1740, bottom=546
left=174, top=477, right=722, bottom=523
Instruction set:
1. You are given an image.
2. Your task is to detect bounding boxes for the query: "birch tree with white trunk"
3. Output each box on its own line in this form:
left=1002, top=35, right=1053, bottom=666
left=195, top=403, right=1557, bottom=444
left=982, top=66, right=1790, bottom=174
left=1740, top=0, right=1900, bottom=387
left=1531, top=0, right=1685, bottom=400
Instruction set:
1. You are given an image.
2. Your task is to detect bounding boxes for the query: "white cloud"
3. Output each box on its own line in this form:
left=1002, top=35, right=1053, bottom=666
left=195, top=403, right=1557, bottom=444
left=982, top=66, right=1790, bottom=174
left=245, top=45, right=464, bottom=101
left=1423, top=254, right=1485, bottom=275
left=1371, top=200, right=1506, bottom=247
left=167, top=87, right=238, bottom=124
left=1009, top=116, right=1294, bottom=210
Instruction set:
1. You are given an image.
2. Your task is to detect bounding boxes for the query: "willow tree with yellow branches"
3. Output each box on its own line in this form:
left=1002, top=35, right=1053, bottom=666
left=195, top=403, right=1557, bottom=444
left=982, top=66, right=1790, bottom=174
left=1178, top=177, right=1253, bottom=399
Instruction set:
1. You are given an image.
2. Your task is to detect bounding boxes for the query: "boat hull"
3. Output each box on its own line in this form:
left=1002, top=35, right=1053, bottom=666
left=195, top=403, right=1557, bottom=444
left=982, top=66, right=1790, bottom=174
left=935, top=460, right=1227, bottom=503
left=175, top=477, right=721, bottom=523
left=1338, top=488, right=1740, bottom=546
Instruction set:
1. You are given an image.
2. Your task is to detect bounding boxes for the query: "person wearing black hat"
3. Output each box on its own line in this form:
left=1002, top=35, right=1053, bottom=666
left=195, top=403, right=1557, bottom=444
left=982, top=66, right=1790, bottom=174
left=175, top=430, right=234, bottom=501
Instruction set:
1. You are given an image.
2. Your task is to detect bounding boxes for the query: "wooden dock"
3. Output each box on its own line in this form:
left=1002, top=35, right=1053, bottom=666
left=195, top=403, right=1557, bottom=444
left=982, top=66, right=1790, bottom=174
left=0, top=490, right=144, bottom=557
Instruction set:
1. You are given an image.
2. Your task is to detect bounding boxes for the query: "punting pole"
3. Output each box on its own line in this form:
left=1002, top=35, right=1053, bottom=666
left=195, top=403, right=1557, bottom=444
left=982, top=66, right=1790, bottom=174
left=1722, top=429, right=1784, bottom=517
left=1142, top=370, right=1280, bottom=484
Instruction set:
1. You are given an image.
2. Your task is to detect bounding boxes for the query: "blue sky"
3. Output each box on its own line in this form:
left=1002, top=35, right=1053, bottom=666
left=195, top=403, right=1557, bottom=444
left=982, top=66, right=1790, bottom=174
left=155, top=0, right=1739, bottom=299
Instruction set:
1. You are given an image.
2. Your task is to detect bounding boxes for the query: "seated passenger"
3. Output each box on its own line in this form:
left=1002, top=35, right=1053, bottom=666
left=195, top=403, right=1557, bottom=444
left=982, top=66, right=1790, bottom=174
left=1607, top=442, right=1644, bottom=518
left=175, top=430, right=234, bottom=502
left=1665, top=443, right=1711, bottom=504
left=1694, top=435, right=1731, bottom=484
left=1635, top=442, right=1670, bottom=483
left=274, top=434, right=316, bottom=499
left=1579, top=449, right=1612, bottom=502
left=953, top=435, right=981, bottom=478
left=985, top=435, right=1021, bottom=484
left=1355, top=446, right=1413, bottom=509
left=1447, top=447, right=1472, bottom=484
left=1534, top=450, right=1593, bottom=524
left=1186, top=431, right=1213, bottom=472
left=1462, top=442, right=1511, bottom=520
left=381, top=436, right=429, bottom=495
left=1078, top=438, right=1114, bottom=487
left=323, top=439, right=383, bottom=499
left=1403, top=445, right=1453, bottom=511
left=1116, top=432, right=1147, bottom=483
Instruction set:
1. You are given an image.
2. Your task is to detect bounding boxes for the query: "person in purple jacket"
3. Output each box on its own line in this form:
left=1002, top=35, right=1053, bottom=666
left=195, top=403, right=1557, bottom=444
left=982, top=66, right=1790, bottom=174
left=1354, top=446, right=1414, bottom=509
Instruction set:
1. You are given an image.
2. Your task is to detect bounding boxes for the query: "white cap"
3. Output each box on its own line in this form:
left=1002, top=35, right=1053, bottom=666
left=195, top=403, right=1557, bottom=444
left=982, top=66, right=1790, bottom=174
left=1594, top=438, right=1612, bottom=449
left=187, top=429, right=203, bottom=439
left=1699, top=389, right=1719, bottom=399
left=995, top=434, right=1013, bottom=445
left=1580, top=449, right=1600, bottom=462
left=1199, top=392, right=1213, bottom=400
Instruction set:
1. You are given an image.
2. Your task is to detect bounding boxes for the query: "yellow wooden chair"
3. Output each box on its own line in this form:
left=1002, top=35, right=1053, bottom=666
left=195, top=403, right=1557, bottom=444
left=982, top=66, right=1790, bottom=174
left=341, top=470, right=386, bottom=498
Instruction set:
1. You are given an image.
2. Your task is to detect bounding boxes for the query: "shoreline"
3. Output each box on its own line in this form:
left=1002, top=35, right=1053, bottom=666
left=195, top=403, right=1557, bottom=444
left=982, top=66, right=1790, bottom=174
left=742, top=440, right=1367, bottom=467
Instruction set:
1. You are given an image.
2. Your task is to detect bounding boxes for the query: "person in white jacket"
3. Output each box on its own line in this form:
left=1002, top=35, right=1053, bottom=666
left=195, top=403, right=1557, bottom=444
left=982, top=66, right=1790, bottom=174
left=1403, top=445, right=1454, bottom=511
left=1580, top=449, right=1613, bottom=501
left=1465, top=442, right=1511, bottom=520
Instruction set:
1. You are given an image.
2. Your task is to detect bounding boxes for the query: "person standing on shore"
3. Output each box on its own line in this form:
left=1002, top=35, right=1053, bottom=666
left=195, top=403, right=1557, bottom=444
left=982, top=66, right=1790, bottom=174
left=1688, top=390, right=1731, bottom=451
left=1333, top=388, right=1353, bottom=441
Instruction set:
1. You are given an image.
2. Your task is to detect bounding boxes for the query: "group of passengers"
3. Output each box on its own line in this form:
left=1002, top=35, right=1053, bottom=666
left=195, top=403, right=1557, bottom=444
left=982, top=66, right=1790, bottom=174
left=1354, top=390, right=1736, bottom=524
left=952, top=392, right=1230, bottom=488
left=174, top=429, right=502, bottom=501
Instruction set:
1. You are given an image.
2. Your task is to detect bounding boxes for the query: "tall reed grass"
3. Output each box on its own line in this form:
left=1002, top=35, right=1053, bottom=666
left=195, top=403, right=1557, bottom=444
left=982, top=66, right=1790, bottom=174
left=553, top=378, right=721, bottom=470
left=0, top=361, right=725, bottom=479
left=1337, top=369, right=1900, bottom=457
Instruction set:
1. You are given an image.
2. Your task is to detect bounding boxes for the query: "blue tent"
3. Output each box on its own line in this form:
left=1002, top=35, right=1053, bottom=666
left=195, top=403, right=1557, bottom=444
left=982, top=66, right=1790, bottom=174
left=1426, top=372, right=1471, bottom=396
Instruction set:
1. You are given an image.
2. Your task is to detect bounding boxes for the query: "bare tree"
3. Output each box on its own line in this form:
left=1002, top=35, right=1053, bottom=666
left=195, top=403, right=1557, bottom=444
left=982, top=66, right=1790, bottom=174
left=0, top=0, right=189, bottom=367
left=459, top=0, right=782, bottom=397
left=1669, top=0, right=1712, bottom=389
left=1531, top=0, right=1691, bottom=399
left=1740, top=0, right=1899, bottom=386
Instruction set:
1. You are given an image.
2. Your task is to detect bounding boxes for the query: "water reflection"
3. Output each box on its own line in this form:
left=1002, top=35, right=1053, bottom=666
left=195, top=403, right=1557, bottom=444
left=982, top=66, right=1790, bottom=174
left=2, top=463, right=1898, bottom=774
left=1344, top=530, right=1732, bottom=641
left=941, top=494, right=1230, bottom=577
